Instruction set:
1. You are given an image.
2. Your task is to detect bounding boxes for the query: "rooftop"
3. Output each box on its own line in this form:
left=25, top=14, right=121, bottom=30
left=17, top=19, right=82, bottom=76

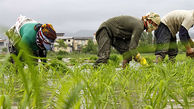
left=56, top=33, right=65, bottom=37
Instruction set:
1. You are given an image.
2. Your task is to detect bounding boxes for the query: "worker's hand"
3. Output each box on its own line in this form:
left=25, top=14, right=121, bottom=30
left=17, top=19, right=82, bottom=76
left=189, top=39, right=194, bottom=48
left=186, top=48, right=194, bottom=58
left=186, top=47, right=193, bottom=54
left=122, top=59, right=130, bottom=69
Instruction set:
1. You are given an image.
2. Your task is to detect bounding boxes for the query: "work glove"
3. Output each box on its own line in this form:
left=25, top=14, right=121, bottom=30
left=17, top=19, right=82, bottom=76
left=135, top=53, right=148, bottom=66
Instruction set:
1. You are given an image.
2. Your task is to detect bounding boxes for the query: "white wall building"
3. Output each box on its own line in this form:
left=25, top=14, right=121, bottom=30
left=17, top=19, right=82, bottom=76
left=54, top=33, right=95, bottom=52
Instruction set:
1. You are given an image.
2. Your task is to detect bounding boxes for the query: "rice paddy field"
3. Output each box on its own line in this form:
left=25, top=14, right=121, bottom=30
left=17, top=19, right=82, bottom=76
left=0, top=53, right=193, bottom=109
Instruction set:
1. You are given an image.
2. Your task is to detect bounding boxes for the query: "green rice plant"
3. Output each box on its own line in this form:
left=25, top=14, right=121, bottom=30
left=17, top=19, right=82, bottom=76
left=49, top=59, right=72, bottom=74
left=55, top=76, right=84, bottom=109
left=89, top=56, right=98, bottom=62
left=82, top=65, right=120, bottom=109
left=109, top=54, right=121, bottom=67
left=0, top=95, right=11, bottom=109
left=0, top=52, right=193, bottom=108
left=57, top=56, right=63, bottom=60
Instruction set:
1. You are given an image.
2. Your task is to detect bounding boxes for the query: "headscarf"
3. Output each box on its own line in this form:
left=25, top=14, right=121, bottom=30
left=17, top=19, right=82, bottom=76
left=36, top=24, right=56, bottom=50
left=142, top=12, right=161, bottom=32
left=146, top=12, right=160, bottom=25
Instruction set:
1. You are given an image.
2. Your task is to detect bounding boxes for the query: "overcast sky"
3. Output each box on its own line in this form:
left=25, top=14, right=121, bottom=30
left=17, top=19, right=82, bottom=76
left=0, top=0, right=193, bottom=33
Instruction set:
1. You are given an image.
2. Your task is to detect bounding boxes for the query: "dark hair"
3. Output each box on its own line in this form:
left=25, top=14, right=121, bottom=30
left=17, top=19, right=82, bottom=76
left=34, top=23, right=43, bottom=32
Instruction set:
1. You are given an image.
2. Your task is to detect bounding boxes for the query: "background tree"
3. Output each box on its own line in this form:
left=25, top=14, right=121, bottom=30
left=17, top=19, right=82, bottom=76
left=2, top=47, right=8, bottom=53
left=82, top=39, right=97, bottom=54
left=137, top=32, right=155, bottom=53
left=55, top=39, right=67, bottom=49
left=54, top=39, right=68, bottom=55
left=139, top=32, right=153, bottom=46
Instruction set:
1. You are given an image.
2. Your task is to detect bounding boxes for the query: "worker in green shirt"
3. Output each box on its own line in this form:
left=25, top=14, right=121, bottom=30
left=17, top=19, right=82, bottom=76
left=6, top=15, right=57, bottom=63
left=94, top=12, right=161, bottom=68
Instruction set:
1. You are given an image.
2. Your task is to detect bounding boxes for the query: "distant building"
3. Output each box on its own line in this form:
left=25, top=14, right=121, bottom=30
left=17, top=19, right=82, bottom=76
left=56, top=33, right=65, bottom=37
left=54, top=36, right=74, bottom=52
left=54, top=33, right=96, bottom=52
left=0, top=39, right=8, bottom=53
left=0, top=33, right=8, bottom=53
left=72, top=37, right=93, bottom=52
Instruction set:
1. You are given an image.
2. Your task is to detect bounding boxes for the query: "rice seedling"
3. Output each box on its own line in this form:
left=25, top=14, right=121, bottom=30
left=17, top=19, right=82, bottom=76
left=0, top=53, right=193, bottom=109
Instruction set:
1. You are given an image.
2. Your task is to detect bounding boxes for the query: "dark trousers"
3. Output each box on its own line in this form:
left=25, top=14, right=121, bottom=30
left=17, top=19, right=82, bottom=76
left=95, top=28, right=111, bottom=65
left=95, top=28, right=130, bottom=65
left=154, top=23, right=178, bottom=59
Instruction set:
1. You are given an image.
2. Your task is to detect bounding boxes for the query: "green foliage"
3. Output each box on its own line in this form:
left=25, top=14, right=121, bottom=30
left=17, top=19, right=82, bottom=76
left=137, top=45, right=156, bottom=53
left=69, top=58, right=78, bottom=65
left=109, top=54, right=121, bottom=66
left=82, top=39, right=97, bottom=54
left=2, top=47, right=8, bottom=53
left=55, top=39, right=67, bottom=49
left=177, top=41, right=186, bottom=53
left=0, top=95, right=11, bottom=109
left=139, top=32, right=153, bottom=47
left=138, top=32, right=156, bottom=53
left=57, top=50, right=69, bottom=55
left=0, top=53, right=193, bottom=108
left=49, top=59, right=71, bottom=73
left=46, top=51, right=55, bottom=56
left=5, top=28, right=21, bottom=46
left=89, top=56, right=98, bottom=61
left=56, top=55, right=63, bottom=60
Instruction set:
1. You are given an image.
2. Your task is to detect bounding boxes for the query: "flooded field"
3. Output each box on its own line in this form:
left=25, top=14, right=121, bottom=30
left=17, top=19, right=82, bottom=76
left=0, top=53, right=193, bottom=108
